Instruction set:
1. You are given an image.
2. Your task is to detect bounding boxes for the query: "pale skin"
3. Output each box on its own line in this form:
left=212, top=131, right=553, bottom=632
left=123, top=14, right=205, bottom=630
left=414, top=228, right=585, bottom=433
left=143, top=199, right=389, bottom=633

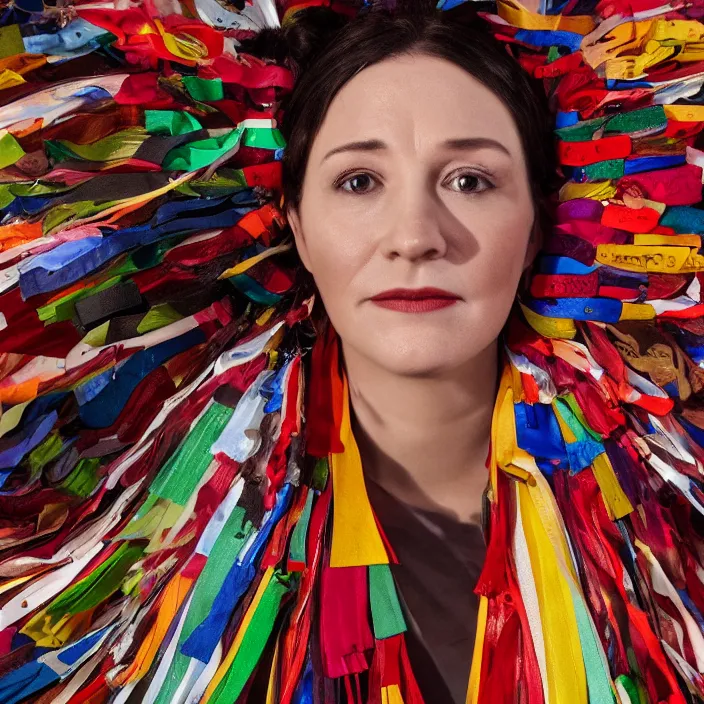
left=288, top=53, right=537, bottom=525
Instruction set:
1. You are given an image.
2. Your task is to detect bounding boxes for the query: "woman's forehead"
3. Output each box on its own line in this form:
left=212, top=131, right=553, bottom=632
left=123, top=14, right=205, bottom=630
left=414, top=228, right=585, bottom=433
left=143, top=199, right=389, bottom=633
left=310, top=53, right=524, bottom=162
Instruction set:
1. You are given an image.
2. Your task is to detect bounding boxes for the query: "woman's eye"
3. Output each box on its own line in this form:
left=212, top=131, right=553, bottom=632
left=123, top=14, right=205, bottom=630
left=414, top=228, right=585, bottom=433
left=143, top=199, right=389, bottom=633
left=335, top=171, right=493, bottom=195
left=336, top=172, right=377, bottom=194
left=447, top=172, right=494, bottom=194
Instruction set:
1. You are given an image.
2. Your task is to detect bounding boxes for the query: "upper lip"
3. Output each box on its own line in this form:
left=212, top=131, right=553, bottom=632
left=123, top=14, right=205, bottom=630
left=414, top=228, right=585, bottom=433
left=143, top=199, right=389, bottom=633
left=370, top=287, right=461, bottom=301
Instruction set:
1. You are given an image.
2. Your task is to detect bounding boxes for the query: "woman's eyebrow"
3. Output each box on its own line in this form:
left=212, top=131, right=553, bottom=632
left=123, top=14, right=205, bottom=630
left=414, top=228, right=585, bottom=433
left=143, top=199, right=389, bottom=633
left=321, top=139, right=386, bottom=164
left=321, top=137, right=512, bottom=164
left=443, top=137, right=512, bottom=158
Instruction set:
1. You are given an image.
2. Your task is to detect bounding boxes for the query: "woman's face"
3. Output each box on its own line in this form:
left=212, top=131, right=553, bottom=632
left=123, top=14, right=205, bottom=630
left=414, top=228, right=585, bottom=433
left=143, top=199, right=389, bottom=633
left=287, top=53, right=536, bottom=376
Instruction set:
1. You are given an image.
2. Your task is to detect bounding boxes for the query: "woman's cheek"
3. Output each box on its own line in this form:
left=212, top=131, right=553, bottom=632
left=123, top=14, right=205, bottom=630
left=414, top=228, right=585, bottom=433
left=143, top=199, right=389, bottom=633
left=471, top=206, right=533, bottom=268
left=307, top=241, right=360, bottom=317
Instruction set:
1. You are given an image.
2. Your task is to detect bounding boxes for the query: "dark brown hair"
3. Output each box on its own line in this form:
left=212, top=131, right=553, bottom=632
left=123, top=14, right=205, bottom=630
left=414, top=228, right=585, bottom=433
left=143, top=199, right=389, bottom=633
left=257, top=0, right=557, bottom=231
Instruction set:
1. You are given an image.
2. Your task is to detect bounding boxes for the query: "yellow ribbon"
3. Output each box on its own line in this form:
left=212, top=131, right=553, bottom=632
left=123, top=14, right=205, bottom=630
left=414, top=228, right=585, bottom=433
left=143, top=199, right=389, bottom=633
left=634, top=234, right=701, bottom=247
left=664, top=104, right=704, bottom=121
left=265, top=640, right=280, bottom=704
left=520, top=303, right=578, bottom=340
left=619, top=303, right=656, bottom=321
left=329, top=369, right=388, bottom=567
left=518, top=478, right=588, bottom=704
left=218, top=242, right=293, bottom=279
left=560, top=180, right=617, bottom=202
left=591, top=453, right=634, bottom=520
left=596, top=244, right=704, bottom=273
left=154, top=18, right=209, bottom=62
left=493, top=368, right=590, bottom=703
left=648, top=18, right=704, bottom=43
left=466, top=595, right=488, bottom=704
left=605, top=43, right=674, bottom=81
left=381, top=685, right=405, bottom=704
left=582, top=19, right=654, bottom=70
left=0, top=69, right=24, bottom=90
left=497, top=0, right=595, bottom=34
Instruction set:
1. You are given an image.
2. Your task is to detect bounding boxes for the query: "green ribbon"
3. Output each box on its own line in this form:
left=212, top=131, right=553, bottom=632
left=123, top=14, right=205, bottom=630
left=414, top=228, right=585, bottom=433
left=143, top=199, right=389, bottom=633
left=46, top=541, right=146, bottom=616
left=569, top=581, right=616, bottom=704
left=162, top=125, right=285, bottom=172
left=556, top=106, right=667, bottom=142
left=118, top=499, right=174, bottom=542
left=210, top=571, right=290, bottom=704
left=176, top=169, right=249, bottom=198
left=227, top=274, right=282, bottom=306
left=312, top=457, right=329, bottom=491
left=45, top=127, right=148, bottom=163
left=584, top=159, right=625, bottom=180
left=0, top=24, right=26, bottom=60
left=369, top=564, right=406, bottom=639
left=60, top=457, right=101, bottom=498
left=556, top=116, right=608, bottom=142
left=149, top=401, right=234, bottom=506
left=0, top=130, right=25, bottom=169
left=183, top=76, right=225, bottom=102
left=145, top=110, right=203, bottom=136
left=604, top=105, right=666, bottom=137
left=7, top=181, right=73, bottom=198
left=154, top=506, right=254, bottom=704
left=615, top=674, right=645, bottom=704
left=0, top=179, right=73, bottom=213
left=44, top=200, right=122, bottom=235
left=562, top=393, right=602, bottom=441
left=0, top=185, right=15, bottom=210
left=163, top=125, right=244, bottom=171
left=554, top=397, right=600, bottom=443
left=28, top=432, right=63, bottom=474
left=289, top=488, right=313, bottom=567
left=137, top=304, right=184, bottom=334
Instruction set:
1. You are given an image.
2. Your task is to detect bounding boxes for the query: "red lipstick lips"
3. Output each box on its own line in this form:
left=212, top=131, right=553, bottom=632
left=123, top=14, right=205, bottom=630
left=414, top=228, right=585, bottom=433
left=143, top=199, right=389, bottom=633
left=369, top=287, right=461, bottom=313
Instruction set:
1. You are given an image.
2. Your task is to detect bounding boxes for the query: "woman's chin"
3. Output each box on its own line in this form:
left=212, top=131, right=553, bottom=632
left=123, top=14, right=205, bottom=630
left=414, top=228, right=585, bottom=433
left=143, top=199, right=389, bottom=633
left=338, top=314, right=498, bottom=376
left=368, top=341, right=482, bottom=378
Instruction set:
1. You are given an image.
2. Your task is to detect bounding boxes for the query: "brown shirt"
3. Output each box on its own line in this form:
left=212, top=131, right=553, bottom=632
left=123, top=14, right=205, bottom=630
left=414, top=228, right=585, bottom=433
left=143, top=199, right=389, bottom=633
left=366, top=478, right=487, bottom=704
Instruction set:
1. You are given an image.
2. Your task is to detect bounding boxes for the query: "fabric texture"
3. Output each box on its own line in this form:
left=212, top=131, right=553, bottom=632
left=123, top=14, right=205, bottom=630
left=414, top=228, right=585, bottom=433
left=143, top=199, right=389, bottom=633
left=0, top=0, right=704, bottom=702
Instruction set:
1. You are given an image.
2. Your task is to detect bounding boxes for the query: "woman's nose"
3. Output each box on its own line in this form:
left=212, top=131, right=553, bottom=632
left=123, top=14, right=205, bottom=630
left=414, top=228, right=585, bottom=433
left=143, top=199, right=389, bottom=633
left=379, top=182, right=448, bottom=262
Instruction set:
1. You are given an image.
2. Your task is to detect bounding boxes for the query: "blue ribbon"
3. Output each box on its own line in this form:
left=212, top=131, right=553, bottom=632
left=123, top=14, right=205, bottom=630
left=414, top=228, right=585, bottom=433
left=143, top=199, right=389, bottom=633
left=606, top=79, right=653, bottom=90
left=19, top=194, right=260, bottom=298
left=565, top=440, right=604, bottom=472
left=23, top=392, right=68, bottom=425
left=0, top=626, right=111, bottom=704
left=22, top=18, right=105, bottom=55
left=660, top=206, right=704, bottom=234
left=74, top=368, right=113, bottom=406
left=536, top=256, right=598, bottom=275
left=181, top=483, right=293, bottom=663
left=261, top=358, right=292, bottom=413
left=0, top=411, right=58, bottom=472
left=515, top=29, right=583, bottom=52
left=78, top=327, right=205, bottom=429
left=527, top=297, right=622, bottom=322
left=514, top=403, right=568, bottom=475
left=292, top=657, right=314, bottom=704
left=556, top=111, right=580, bottom=129
left=624, top=155, right=686, bottom=175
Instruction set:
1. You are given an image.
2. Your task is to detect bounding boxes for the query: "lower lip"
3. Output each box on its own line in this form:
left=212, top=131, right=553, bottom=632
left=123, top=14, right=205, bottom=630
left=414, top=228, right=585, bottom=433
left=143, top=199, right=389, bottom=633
left=371, top=298, right=459, bottom=312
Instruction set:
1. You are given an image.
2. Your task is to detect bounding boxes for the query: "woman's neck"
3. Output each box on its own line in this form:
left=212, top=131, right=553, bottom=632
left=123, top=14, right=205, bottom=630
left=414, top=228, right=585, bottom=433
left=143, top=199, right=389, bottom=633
left=343, top=340, right=498, bottom=525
